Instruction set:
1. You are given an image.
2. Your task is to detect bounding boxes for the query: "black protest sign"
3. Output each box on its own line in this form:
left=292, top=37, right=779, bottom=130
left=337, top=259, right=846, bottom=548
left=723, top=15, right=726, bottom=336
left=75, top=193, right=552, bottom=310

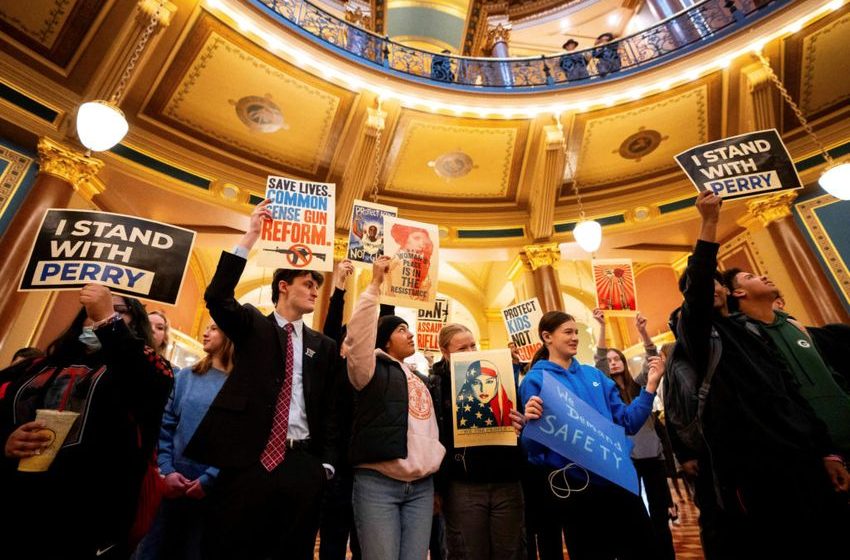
left=19, top=209, right=196, bottom=304
left=675, top=129, right=802, bottom=201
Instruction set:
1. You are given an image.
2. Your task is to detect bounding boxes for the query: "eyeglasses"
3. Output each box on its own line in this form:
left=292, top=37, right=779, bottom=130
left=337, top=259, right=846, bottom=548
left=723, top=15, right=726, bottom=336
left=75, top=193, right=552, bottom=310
left=113, top=304, right=130, bottom=314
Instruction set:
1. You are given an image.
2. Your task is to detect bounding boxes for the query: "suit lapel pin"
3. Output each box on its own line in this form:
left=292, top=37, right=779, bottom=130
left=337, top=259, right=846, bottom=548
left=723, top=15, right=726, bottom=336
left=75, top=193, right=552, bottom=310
left=305, top=348, right=315, bottom=358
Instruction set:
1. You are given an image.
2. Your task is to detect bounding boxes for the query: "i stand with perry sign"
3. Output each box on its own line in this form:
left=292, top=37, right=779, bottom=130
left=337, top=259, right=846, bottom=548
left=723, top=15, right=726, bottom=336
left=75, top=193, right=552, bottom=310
left=675, top=129, right=803, bottom=201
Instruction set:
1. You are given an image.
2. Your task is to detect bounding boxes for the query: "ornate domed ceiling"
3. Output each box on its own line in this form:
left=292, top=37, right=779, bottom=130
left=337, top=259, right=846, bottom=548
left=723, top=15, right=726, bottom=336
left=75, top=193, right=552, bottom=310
left=0, top=0, right=848, bottom=263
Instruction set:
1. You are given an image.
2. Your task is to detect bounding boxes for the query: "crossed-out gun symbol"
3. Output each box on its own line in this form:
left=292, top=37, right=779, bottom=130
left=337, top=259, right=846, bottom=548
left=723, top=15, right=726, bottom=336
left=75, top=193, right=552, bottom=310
left=263, top=246, right=326, bottom=266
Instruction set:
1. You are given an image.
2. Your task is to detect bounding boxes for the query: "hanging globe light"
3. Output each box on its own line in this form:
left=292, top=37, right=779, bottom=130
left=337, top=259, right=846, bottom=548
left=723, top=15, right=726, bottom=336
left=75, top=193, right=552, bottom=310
left=573, top=219, right=602, bottom=253
left=75, top=2, right=163, bottom=152
left=76, top=101, right=128, bottom=152
left=819, top=162, right=850, bottom=200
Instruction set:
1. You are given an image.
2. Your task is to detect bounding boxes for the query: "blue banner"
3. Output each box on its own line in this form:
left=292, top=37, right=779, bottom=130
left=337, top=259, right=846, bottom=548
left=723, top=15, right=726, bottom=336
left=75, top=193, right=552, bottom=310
left=523, top=372, right=639, bottom=495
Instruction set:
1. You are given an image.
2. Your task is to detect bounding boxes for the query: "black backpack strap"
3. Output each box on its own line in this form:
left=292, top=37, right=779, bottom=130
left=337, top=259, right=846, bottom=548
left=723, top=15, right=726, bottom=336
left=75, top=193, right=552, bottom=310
left=697, top=331, right=725, bottom=510
left=696, top=328, right=721, bottom=421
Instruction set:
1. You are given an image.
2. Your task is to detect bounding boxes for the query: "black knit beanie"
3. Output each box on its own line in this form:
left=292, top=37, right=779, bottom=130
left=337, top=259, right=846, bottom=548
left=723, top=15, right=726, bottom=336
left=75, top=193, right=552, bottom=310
left=376, top=315, right=408, bottom=350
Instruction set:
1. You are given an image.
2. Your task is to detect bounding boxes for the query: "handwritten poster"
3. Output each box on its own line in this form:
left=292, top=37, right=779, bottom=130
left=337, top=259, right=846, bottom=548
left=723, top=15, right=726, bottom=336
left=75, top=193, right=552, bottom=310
left=347, top=199, right=397, bottom=267
left=523, top=372, right=639, bottom=494
left=451, top=349, right=517, bottom=447
left=256, top=175, right=335, bottom=272
left=593, top=259, right=638, bottom=315
left=501, top=298, right=543, bottom=362
left=416, top=297, right=450, bottom=359
left=380, top=216, right=439, bottom=309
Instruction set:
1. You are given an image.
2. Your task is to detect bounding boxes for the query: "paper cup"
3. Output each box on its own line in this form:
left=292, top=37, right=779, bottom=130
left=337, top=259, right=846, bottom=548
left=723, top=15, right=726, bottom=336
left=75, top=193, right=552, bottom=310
left=18, top=409, right=80, bottom=472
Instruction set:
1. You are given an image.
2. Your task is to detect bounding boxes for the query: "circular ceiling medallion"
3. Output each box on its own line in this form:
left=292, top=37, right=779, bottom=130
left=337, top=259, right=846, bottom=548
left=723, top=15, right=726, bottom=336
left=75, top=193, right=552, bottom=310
left=232, top=94, right=287, bottom=133
left=616, top=127, right=666, bottom=162
left=427, top=151, right=475, bottom=179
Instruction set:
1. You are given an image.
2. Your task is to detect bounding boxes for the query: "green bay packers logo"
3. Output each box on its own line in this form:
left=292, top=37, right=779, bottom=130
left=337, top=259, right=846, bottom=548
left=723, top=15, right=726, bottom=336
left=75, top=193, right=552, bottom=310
left=797, top=339, right=811, bottom=349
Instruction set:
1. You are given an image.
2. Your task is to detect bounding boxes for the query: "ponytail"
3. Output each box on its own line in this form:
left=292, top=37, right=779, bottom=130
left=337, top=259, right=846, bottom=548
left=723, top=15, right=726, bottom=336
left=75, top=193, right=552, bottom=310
left=529, top=344, right=549, bottom=368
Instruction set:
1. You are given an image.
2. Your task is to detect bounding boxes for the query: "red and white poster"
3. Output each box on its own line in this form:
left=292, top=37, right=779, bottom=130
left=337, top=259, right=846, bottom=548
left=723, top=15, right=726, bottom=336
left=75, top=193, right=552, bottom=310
left=593, top=259, right=638, bottom=315
left=380, top=216, right=439, bottom=309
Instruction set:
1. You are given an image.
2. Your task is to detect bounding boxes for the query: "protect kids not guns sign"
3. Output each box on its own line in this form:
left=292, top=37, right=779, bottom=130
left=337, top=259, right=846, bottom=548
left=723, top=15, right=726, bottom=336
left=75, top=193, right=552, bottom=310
left=256, top=175, right=335, bottom=272
left=19, top=209, right=196, bottom=305
left=502, top=298, right=543, bottom=362
left=675, top=129, right=802, bottom=201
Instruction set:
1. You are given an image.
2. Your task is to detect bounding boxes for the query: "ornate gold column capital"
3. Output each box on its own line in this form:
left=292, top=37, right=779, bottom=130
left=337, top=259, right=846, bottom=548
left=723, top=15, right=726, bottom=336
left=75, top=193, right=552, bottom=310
left=486, top=23, right=511, bottom=51
left=334, top=233, right=349, bottom=261
left=37, top=138, right=105, bottom=202
left=745, top=191, right=798, bottom=227
left=137, top=0, right=177, bottom=27
left=524, top=242, right=561, bottom=271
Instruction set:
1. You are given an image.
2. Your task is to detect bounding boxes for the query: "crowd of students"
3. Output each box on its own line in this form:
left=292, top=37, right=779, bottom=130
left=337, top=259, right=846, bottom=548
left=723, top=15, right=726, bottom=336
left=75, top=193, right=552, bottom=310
left=1, top=192, right=849, bottom=560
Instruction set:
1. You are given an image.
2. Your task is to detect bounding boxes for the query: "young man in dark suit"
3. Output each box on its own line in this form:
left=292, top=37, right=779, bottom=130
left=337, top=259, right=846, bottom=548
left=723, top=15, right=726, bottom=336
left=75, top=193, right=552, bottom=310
left=186, top=199, right=341, bottom=560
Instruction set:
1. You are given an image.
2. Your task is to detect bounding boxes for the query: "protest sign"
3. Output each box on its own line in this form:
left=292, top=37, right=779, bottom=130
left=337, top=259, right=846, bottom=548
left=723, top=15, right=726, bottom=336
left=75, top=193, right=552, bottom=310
left=416, top=297, right=449, bottom=359
left=450, top=349, right=517, bottom=447
left=501, top=298, right=543, bottom=362
left=19, top=209, right=196, bottom=305
left=256, top=175, right=335, bottom=272
left=593, top=259, right=638, bottom=315
left=523, top=372, right=639, bottom=494
left=675, top=129, right=802, bottom=201
left=380, top=216, right=439, bottom=309
left=348, top=199, right=397, bottom=267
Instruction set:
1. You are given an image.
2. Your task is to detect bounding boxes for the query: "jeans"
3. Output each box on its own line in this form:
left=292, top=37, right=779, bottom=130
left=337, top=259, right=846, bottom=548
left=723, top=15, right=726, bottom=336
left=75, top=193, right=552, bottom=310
left=353, top=468, right=434, bottom=560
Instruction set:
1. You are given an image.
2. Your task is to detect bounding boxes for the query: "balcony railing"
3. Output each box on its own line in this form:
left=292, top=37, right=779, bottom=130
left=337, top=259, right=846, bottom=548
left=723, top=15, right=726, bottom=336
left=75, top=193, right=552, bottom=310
left=253, top=0, right=789, bottom=91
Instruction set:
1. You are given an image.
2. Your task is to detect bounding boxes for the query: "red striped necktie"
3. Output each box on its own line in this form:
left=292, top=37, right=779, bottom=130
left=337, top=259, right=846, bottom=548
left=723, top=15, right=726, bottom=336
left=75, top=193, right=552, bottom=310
left=260, top=322, right=294, bottom=471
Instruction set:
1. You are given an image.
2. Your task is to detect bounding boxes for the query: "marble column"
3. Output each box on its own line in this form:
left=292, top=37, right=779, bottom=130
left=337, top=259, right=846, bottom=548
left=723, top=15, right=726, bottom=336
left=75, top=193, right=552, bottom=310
left=746, top=192, right=850, bottom=325
left=0, top=138, right=104, bottom=352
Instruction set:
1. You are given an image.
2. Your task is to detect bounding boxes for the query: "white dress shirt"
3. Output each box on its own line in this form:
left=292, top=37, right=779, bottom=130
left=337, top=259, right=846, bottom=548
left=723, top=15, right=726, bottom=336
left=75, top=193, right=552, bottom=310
left=272, top=312, right=310, bottom=440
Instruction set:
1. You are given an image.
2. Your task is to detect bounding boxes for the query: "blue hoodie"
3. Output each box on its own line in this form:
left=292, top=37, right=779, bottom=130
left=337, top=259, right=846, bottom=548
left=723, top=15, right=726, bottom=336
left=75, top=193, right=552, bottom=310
left=519, top=358, right=655, bottom=471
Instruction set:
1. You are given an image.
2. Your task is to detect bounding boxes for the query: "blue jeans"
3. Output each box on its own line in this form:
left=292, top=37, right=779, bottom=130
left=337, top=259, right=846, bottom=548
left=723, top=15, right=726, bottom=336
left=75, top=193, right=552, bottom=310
left=352, top=468, right=434, bottom=560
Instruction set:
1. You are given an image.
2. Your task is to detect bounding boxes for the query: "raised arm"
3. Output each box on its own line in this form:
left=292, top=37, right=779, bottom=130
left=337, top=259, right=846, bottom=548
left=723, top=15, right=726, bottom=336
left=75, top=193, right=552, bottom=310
left=634, top=312, right=658, bottom=385
left=678, top=192, right=722, bottom=374
left=606, top=356, right=664, bottom=434
left=205, top=201, right=273, bottom=344
left=344, top=256, right=390, bottom=390
left=322, top=259, right=353, bottom=344
left=592, top=308, right=609, bottom=372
